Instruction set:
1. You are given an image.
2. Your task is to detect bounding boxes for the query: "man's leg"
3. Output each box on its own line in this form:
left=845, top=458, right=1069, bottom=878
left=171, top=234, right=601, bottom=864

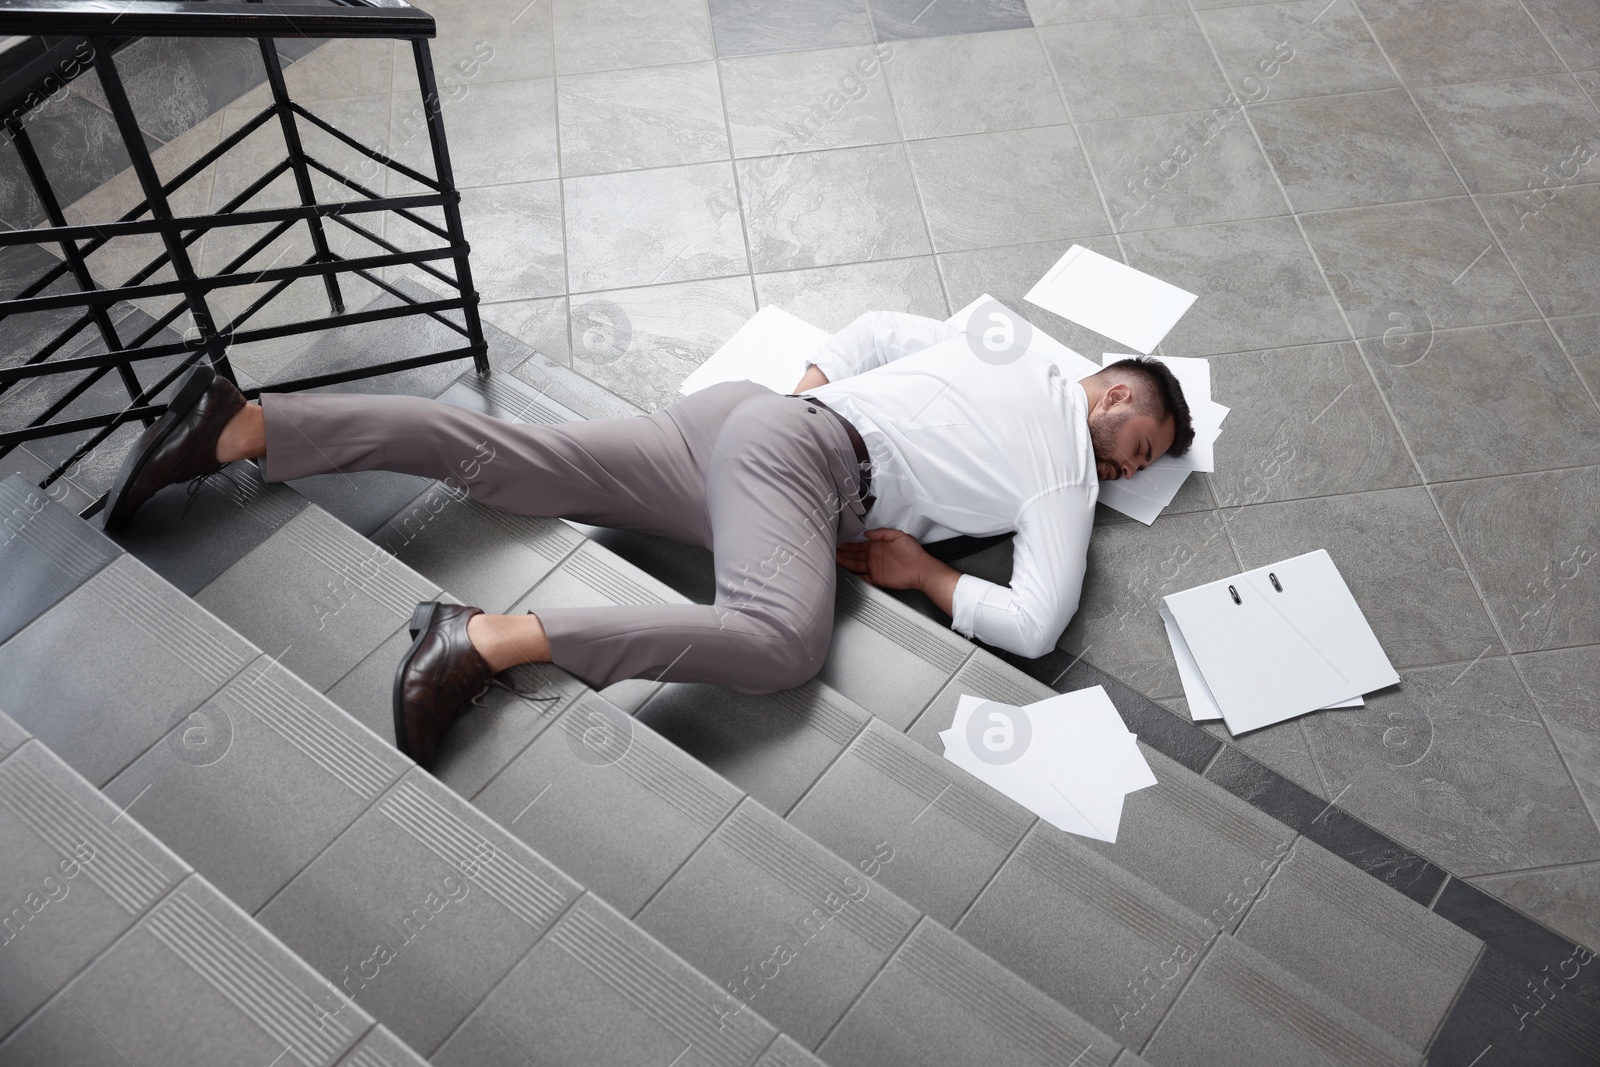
left=529, top=390, right=870, bottom=694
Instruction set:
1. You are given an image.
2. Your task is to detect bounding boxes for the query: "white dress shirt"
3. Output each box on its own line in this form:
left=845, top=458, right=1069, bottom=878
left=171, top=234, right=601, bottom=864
left=807, top=310, right=1098, bottom=659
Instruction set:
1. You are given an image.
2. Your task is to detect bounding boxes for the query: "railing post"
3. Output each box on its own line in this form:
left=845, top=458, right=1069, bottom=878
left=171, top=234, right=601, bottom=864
left=411, top=37, right=488, bottom=376
left=89, top=38, right=233, bottom=387
left=257, top=37, right=345, bottom=316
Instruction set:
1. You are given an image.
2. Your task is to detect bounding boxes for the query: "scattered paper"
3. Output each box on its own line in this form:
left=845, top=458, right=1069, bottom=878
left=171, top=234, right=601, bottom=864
left=1163, top=550, right=1397, bottom=734
left=1094, top=353, right=1230, bottom=525
left=946, top=294, right=1101, bottom=380
left=1024, top=245, right=1197, bottom=354
left=680, top=306, right=829, bottom=397
left=939, top=688, right=1156, bottom=843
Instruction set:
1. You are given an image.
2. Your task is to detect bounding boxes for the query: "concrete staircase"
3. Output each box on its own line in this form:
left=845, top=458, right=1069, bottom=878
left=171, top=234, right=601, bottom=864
left=7, top=297, right=1582, bottom=1064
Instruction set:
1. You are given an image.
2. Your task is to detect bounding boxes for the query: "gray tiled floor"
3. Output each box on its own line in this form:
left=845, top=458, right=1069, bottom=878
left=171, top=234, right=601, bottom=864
left=34, top=0, right=1600, bottom=955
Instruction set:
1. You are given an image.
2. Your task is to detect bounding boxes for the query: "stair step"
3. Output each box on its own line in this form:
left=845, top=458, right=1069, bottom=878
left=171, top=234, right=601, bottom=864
left=475, top=692, right=744, bottom=917
left=0, top=477, right=822, bottom=1064
left=1141, top=934, right=1419, bottom=1067
left=816, top=916, right=1123, bottom=1067
left=430, top=892, right=777, bottom=1067
left=101, top=649, right=411, bottom=912
left=195, top=503, right=442, bottom=691
left=0, top=474, right=120, bottom=644
left=0, top=712, right=408, bottom=1066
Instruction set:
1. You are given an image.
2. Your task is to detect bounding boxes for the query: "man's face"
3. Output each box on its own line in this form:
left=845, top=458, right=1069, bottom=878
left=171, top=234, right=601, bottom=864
left=1088, top=385, right=1177, bottom=481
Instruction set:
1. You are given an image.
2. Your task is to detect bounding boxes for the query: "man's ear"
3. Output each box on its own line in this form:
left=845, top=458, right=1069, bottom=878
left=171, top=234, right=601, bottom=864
left=1102, top=381, right=1134, bottom=410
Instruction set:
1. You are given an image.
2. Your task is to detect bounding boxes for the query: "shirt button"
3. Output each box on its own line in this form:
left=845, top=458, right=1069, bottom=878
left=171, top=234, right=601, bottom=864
left=807, top=406, right=817, bottom=413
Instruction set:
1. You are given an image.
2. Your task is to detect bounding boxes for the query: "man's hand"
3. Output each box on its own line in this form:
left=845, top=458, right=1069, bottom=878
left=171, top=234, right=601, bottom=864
left=793, top=364, right=829, bottom=393
left=836, top=529, right=962, bottom=617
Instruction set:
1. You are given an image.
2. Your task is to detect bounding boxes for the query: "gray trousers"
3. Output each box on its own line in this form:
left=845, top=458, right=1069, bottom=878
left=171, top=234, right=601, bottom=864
left=258, top=381, right=870, bottom=694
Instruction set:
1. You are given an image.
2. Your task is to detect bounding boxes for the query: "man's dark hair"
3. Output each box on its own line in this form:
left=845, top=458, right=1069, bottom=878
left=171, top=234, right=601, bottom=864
left=1102, top=356, right=1195, bottom=458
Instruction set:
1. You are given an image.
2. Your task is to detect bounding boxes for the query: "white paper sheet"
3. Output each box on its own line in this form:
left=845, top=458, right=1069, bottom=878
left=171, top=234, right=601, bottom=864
left=1164, top=550, right=1397, bottom=733
left=945, top=294, right=1102, bottom=381
left=679, top=306, right=829, bottom=397
left=1093, top=353, right=1231, bottom=524
left=940, top=688, right=1157, bottom=843
left=1024, top=245, right=1197, bottom=354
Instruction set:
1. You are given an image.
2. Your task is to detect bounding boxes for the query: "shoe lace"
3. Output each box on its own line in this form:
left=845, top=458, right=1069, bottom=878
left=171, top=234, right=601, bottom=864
left=468, top=676, right=564, bottom=709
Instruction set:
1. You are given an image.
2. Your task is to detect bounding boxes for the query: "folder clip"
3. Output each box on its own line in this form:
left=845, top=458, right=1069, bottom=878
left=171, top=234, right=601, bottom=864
left=1228, top=585, right=1240, bottom=605
left=1269, top=572, right=1282, bottom=592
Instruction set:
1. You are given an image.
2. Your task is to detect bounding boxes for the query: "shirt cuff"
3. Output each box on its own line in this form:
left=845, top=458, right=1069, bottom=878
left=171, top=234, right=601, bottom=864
left=950, top=572, right=994, bottom=639
left=808, top=345, right=855, bottom=384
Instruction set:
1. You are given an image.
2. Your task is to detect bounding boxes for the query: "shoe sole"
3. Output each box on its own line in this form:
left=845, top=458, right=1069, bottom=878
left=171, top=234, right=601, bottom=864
left=392, top=600, right=439, bottom=763
left=101, top=364, right=218, bottom=532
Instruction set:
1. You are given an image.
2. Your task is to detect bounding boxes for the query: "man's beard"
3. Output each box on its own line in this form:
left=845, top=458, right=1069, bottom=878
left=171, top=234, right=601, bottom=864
left=1088, top=407, right=1133, bottom=477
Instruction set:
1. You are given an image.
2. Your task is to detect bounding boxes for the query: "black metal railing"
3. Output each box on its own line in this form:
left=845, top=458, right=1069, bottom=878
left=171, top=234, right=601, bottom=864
left=0, top=0, right=487, bottom=516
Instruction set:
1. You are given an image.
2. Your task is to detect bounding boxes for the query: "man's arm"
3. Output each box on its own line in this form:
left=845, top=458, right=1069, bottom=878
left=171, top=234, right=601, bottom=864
left=800, top=310, right=956, bottom=389
left=836, top=488, right=1093, bottom=658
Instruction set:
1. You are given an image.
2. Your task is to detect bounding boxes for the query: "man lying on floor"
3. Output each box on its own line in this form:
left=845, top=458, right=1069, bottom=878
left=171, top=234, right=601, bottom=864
left=103, top=310, right=1194, bottom=768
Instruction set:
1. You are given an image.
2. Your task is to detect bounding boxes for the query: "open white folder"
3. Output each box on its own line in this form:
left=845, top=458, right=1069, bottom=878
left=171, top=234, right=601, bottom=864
left=679, top=306, right=828, bottom=397
left=1160, top=602, right=1361, bottom=725
left=1162, top=550, right=1397, bottom=734
left=1024, top=245, right=1197, bottom=355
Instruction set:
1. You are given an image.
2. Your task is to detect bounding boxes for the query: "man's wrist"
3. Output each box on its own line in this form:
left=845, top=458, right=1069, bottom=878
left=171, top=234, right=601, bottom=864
left=918, top=556, right=961, bottom=617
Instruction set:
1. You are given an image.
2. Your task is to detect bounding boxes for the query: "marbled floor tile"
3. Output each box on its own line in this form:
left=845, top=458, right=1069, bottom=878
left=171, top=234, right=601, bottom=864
left=719, top=44, right=900, bottom=158
left=1301, top=657, right=1600, bottom=877
left=709, top=0, right=877, bottom=56
left=1077, top=109, right=1288, bottom=232
left=1209, top=341, right=1418, bottom=506
left=557, top=61, right=729, bottom=176
left=566, top=276, right=756, bottom=410
left=1301, top=196, right=1537, bottom=339
left=420, top=0, right=555, bottom=83
left=1415, top=75, right=1600, bottom=196
left=886, top=28, right=1066, bottom=140
left=905, top=125, right=1107, bottom=251
left=1548, top=313, right=1600, bottom=403
left=936, top=235, right=1129, bottom=356
left=754, top=257, right=948, bottom=332
left=1200, top=715, right=1329, bottom=798
left=1433, top=466, right=1600, bottom=654
left=1249, top=88, right=1464, bottom=211
left=452, top=179, right=565, bottom=301
left=738, top=142, right=929, bottom=271
left=1364, top=320, right=1600, bottom=482
left=1518, top=645, right=1600, bottom=860
left=1039, top=15, right=1233, bottom=121
left=1503, top=0, right=1600, bottom=71
left=1358, top=0, right=1563, bottom=86
left=75, top=35, right=267, bottom=142
left=397, top=77, right=559, bottom=189
left=1062, top=508, right=1244, bottom=700
left=273, top=36, right=396, bottom=102
left=564, top=161, right=747, bottom=291
left=1480, top=181, right=1600, bottom=319
left=1117, top=215, right=1347, bottom=355
left=1221, top=486, right=1504, bottom=670
left=1028, top=0, right=1185, bottom=22
left=869, top=0, right=1033, bottom=39
left=482, top=296, right=571, bottom=366
left=1473, top=862, right=1600, bottom=955
left=552, top=0, right=716, bottom=75
left=1195, top=0, right=1397, bottom=103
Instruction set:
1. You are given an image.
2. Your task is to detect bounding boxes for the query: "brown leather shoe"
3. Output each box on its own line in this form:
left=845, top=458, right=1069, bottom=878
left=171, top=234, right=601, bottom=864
left=392, top=601, right=494, bottom=767
left=102, top=362, right=247, bottom=532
